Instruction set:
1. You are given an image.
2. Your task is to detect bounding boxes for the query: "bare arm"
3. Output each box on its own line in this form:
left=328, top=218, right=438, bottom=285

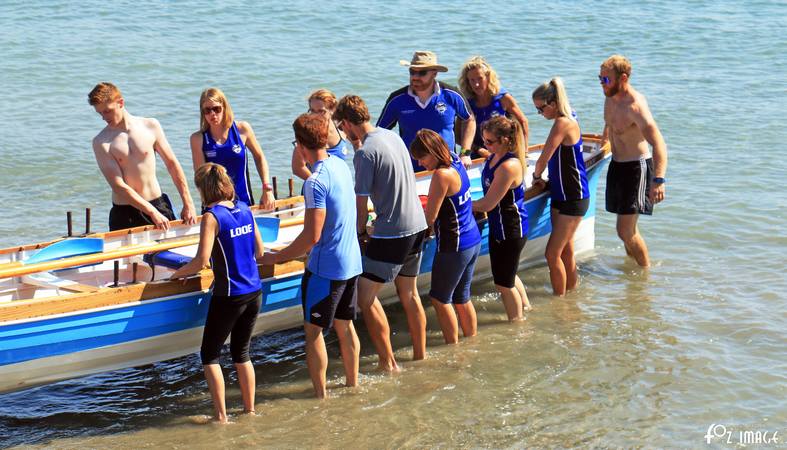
left=632, top=100, right=667, bottom=203
left=533, top=117, right=573, bottom=179
left=150, top=119, right=196, bottom=224
left=170, top=213, right=217, bottom=279
left=291, top=146, right=312, bottom=181
left=424, top=169, right=452, bottom=227
left=501, top=93, right=530, bottom=150
left=356, top=195, right=369, bottom=234
left=238, top=121, right=275, bottom=210
left=189, top=132, right=206, bottom=174
left=472, top=160, right=520, bottom=212
left=93, top=139, right=172, bottom=230
left=261, top=208, right=325, bottom=264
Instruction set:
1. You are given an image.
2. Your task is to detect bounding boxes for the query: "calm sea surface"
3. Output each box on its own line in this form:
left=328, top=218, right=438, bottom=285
left=1, top=0, right=786, bottom=448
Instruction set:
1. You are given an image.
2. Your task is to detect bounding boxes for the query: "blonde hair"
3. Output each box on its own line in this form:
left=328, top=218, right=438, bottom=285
left=308, top=89, right=338, bottom=111
left=481, top=116, right=527, bottom=172
left=458, top=56, right=501, bottom=102
left=88, top=82, right=122, bottom=105
left=601, top=54, right=632, bottom=78
left=194, top=163, right=236, bottom=205
left=199, top=88, right=235, bottom=132
left=532, top=77, right=573, bottom=119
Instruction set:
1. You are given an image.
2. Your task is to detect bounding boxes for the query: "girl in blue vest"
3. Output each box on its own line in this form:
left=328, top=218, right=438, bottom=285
left=291, top=89, right=352, bottom=181
left=410, top=129, right=482, bottom=344
left=190, top=88, right=275, bottom=210
left=472, top=116, right=532, bottom=320
left=531, top=78, right=590, bottom=296
left=458, top=56, right=530, bottom=159
left=171, top=163, right=264, bottom=423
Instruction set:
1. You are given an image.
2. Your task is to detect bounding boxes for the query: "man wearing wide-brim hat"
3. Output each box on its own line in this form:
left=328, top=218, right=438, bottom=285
left=377, top=51, right=475, bottom=172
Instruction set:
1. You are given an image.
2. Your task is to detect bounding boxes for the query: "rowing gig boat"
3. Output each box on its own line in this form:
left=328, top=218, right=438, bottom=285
left=0, top=134, right=610, bottom=394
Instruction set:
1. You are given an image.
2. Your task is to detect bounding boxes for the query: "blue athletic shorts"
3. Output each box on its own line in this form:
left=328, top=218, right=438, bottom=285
left=301, top=270, right=358, bottom=329
left=429, top=242, right=481, bottom=304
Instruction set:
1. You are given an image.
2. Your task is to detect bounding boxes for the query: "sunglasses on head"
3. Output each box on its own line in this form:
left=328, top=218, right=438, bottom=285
left=598, top=75, right=611, bottom=85
left=409, top=69, right=430, bottom=77
left=202, top=105, right=222, bottom=115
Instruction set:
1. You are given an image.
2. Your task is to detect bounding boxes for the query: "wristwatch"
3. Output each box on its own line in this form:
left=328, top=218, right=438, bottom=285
left=262, top=182, right=273, bottom=192
left=532, top=173, right=542, bottom=180
left=652, top=177, right=666, bottom=184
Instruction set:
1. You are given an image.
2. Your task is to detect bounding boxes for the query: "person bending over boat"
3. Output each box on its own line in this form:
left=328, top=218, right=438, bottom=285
left=89, top=82, right=197, bottom=231
left=471, top=116, right=532, bottom=320
left=410, top=130, right=482, bottom=344
left=261, top=113, right=362, bottom=398
left=171, top=163, right=264, bottom=424
left=531, top=78, right=589, bottom=296
left=378, top=51, right=476, bottom=172
left=291, top=89, right=352, bottom=181
left=458, top=56, right=530, bottom=159
left=600, top=55, right=668, bottom=267
left=190, top=88, right=275, bottom=210
left=334, top=94, right=428, bottom=371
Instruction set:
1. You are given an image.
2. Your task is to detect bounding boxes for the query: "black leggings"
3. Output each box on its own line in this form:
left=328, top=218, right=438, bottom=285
left=488, top=236, right=527, bottom=288
left=200, top=290, right=262, bottom=365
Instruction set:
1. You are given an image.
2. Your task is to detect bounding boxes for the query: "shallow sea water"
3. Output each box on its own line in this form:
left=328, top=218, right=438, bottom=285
left=1, top=1, right=786, bottom=448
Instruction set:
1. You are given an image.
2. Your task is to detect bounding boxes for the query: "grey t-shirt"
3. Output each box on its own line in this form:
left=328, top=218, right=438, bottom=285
left=354, top=128, right=427, bottom=238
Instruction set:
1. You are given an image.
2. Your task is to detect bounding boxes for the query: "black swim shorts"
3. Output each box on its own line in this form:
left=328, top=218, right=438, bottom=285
left=605, top=158, right=654, bottom=215
left=109, top=193, right=177, bottom=231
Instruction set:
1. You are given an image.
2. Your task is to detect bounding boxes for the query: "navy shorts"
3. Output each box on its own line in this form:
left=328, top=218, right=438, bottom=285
left=552, top=198, right=589, bottom=216
left=301, top=270, right=358, bottom=329
left=429, top=242, right=481, bottom=305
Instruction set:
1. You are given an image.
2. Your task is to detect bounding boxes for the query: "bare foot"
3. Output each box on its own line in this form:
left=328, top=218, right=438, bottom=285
left=377, top=362, right=402, bottom=373
left=522, top=302, right=533, bottom=312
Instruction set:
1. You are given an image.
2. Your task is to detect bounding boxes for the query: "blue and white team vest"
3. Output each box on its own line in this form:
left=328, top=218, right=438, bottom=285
left=481, top=152, right=529, bottom=241
left=203, top=122, right=254, bottom=205
left=547, top=136, right=589, bottom=202
left=206, top=202, right=261, bottom=296
left=435, top=155, right=482, bottom=252
left=470, top=88, right=508, bottom=150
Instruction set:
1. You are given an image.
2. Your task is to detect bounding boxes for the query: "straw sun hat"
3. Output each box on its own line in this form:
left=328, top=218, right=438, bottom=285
left=399, top=51, right=448, bottom=72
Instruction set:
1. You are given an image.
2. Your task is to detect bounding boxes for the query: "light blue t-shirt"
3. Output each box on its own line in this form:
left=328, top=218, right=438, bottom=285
left=303, top=155, right=363, bottom=280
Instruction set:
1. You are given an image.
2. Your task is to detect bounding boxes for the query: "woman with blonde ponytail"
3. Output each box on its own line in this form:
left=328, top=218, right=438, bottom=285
left=531, top=77, right=590, bottom=296
left=472, top=116, right=532, bottom=319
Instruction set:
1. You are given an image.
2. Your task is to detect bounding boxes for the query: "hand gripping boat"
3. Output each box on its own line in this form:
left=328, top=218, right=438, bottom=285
left=0, top=135, right=609, bottom=394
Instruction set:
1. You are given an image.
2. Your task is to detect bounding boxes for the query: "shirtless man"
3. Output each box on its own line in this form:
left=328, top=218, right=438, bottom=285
left=89, top=82, right=196, bottom=231
left=600, top=55, right=668, bottom=267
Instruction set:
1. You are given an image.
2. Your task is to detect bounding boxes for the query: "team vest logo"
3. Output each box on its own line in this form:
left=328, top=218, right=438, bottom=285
left=205, top=150, right=217, bottom=158
left=490, top=110, right=501, bottom=118
left=232, top=144, right=242, bottom=154
left=435, top=102, right=447, bottom=115
left=457, top=189, right=471, bottom=205
left=483, top=177, right=491, bottom=188
left=230, top=224, right=253, bottom=238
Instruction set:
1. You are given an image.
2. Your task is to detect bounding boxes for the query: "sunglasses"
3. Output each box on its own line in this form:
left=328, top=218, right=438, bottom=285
left=482, top=137, right=499, bottom=146
left=202, top=105, right=223, bottom=115
left=598, top=75, right=611, bottom=85
left=291, top=139, right=297, bottom=148
left=535, top=103, right=549, bottom=114
left=409, top=69, right=430, bottom=77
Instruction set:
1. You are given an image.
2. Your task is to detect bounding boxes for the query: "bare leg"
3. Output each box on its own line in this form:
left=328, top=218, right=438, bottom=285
left=562, top=236, right=579, bottom=291
left=454, top=302, right=478, bottom=337
left=497, top=285, right=524, bottom=321
left=234, top=361, right=256, bottom=413
left=431, top=298, right=459, bottom=344
left=394, top=275, right=427, bottom=360
left=356, top=277, right=398, bottom=371
left=616, top=214, right=650, bottom=267
left=333, top=319, right=360, bottom=387
left=515, top=276, right=531, bottom=311
left=545, top=209, right=582, bottom=296
left=303, top=322, right=328, bottom=399
left=203, top=364, right=228, bottom=423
